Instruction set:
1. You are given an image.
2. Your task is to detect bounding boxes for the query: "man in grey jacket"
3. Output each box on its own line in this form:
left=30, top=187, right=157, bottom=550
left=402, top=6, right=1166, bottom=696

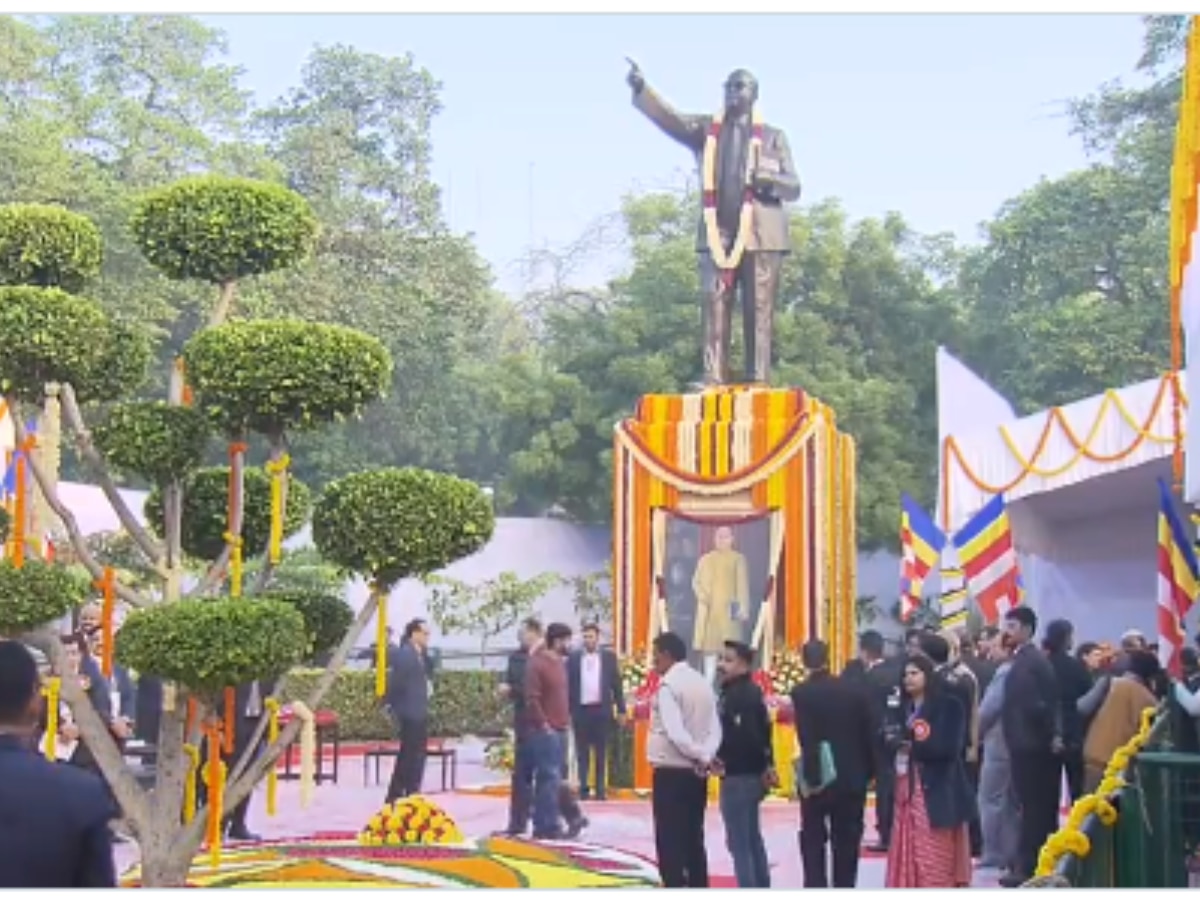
left=385, top=619, right=430, bottom=802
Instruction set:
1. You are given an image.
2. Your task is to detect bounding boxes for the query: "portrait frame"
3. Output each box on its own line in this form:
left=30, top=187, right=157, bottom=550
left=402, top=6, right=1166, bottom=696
left=648, top=507, right=785, bottom=665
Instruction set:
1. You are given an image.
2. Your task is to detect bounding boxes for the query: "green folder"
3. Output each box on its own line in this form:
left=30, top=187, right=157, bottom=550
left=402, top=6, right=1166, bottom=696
left=794, top=741, right=837, bottom=799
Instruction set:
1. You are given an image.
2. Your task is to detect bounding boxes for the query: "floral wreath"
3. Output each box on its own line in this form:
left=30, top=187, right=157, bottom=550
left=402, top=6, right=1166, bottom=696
left=701, top=106, right=765, bottom=284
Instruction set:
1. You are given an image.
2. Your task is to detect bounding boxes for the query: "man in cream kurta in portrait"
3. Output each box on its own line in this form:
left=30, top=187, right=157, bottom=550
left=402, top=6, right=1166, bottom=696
left=691, top=525, right=750, bottom=681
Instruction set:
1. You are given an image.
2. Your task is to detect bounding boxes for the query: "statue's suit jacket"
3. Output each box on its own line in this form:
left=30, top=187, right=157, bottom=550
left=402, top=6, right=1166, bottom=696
left=633, top=86, right=801, bottom=254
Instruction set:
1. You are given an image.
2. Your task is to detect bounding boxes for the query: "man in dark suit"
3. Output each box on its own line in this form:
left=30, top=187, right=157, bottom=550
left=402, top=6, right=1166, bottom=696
left=385, top=618, right=430, bottom=802
left=0, top=640, right=117, bottom=887
left=626, top=61, right=800, bottom=385
left=566, top=622, right=625, bottom=801
left=790, top=640, right=876, bottom=888
left=1001, top=606, right=1063, bottom=887
left=842, top=630, right=902, bottom=853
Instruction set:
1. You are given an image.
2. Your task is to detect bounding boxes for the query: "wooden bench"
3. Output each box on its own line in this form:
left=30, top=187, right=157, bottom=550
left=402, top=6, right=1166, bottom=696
left=277, top=708, right=341, bottom=785
left=362, top=739, right=458, bottom=793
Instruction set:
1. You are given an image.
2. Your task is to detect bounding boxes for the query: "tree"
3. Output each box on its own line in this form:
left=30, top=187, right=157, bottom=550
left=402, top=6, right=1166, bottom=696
left=425, top=571, right=559, bottom=664
left=565, top=569, right=613, bottom=632
left=0, top=182, right=489, bottom=886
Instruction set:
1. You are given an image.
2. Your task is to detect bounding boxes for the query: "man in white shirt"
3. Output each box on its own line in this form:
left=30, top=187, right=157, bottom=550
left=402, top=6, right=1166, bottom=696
left=647, top=631, right=722, bottom=888
left=567, top=622, right=625, bottom=801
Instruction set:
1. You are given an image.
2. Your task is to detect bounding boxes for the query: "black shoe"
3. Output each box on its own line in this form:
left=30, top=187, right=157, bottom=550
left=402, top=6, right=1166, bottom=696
left=531, top=829, right=565, bottom=841
left=564, top=816, right=589, bottom=839
left=998, top=874, right=1025, bottom=888
left=227, top=827, right=261, bottom=842
left=594, top=792, right=607, bottom=801
left=494, top=828, right=526, bottom=838
left=865, top=842, right=888, bottom=853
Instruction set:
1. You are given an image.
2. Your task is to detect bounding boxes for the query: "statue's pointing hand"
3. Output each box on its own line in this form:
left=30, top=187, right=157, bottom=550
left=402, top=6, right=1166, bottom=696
left=625, top=57, right=645, bottom=94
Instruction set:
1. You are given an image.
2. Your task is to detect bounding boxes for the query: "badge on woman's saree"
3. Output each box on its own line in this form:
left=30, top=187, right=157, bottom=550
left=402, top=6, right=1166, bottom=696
left=911, top=718, right=931, bottom=742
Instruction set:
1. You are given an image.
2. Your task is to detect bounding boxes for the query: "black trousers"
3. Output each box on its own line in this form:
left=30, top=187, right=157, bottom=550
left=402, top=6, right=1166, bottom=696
left=873, top=750, right=895, bottom=847
left=965, top=758, right=983, bottom=857
left=573, top=707, right=610, bottom=798
left=652, top=767, right=709, bottom=888
left=799, top=788, right=866, bottom=888
left=1062, top=749, right=1084, bottom=802
left=387, top=716, right=428, bottom=802
left=1011, top=749, right=1061, bottom=879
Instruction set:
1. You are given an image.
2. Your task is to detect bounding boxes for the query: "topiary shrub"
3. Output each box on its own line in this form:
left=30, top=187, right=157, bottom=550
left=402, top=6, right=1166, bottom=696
left=115, top=598, right=309, bottom=697
left=87, top=319, right=153, bottom=403
left=183, top=320, right=392, bottom=437
left=0, top=559, right=90, bottom=634
left=0, top=203, right=103, bottom=293
left=260, top=589, right=353, bottom=663
left=144, top=465, right=312, bottom=562
left=93, top=401, right=211, bottom=486
left=0, top=286, right=143, bottom=403
left=0, top=507, right=8, bottom=544
left=130, top=176, right=318, bottom=285
left=312, top=468, right=495, bottom=588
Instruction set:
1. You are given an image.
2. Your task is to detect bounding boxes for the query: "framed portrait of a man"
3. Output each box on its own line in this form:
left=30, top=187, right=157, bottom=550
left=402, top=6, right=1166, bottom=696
left=657, top=511, right=774, bottom=682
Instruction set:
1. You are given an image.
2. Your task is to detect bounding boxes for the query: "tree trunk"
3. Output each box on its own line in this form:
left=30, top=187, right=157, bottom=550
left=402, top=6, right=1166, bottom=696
left=136, top=837, right=194, bottom=888
left=208, top=280, right=239, bottom=329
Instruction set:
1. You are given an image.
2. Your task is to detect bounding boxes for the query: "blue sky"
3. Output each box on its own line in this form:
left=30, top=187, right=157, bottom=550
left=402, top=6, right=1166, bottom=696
left=205, top=14, right=1147, bottom=293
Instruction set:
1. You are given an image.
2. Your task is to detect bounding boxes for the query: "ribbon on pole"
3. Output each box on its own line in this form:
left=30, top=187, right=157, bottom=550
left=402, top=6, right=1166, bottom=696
left=95, top=567, right=116, bottom=678
left=265, top=452, right=291, bottom=565
left=374, top=584, right=388, bottom=698
left=41, top=677, right=60, bottom=761
left=265, top=698, right=280, bottom=817
left=183, top=744, right=200, bottom=823
left=204, top=724, right=226, bottom=870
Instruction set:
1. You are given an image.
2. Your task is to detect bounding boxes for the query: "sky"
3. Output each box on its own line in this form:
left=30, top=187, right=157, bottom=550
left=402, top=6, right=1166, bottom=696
left=204, top=13, right=1148, bottom=294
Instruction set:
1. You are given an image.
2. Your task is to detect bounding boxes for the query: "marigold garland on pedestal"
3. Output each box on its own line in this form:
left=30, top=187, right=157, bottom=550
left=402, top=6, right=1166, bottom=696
left=359, top=796, right=465, bottom=847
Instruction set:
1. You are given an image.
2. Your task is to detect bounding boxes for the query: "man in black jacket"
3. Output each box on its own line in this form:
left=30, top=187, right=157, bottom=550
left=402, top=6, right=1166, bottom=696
left=0, top=640, right=116, bottom=888
left=385, top=619, right=431, bottom=802
left=791, top=640, right=875, bottom=888
left=566, top=622, right=625, bottom=800
left=1001, top=606, right=1063, bottom=887
left=842, top=630, right=901, bottom=852
left=715, top=641, right=775, bottom=888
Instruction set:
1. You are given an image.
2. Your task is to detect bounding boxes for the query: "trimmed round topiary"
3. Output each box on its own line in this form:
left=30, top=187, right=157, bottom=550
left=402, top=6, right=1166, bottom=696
left=0, top=558, right=90, bottom=634
left=144, top=465, right=312, bottom=562
left=0, top=203, right=103, bottom=293
left=312, top=468, right=494, bottom=588
left=131, top=176, right=318, bottom=285
left=261, top=589, right=354, bottom=663
left=87, top=319, right=153, bottom=403
left=182, top=320, right=392, bottom=437
left=0, top=286, right=117, bottom=403
left=114, top=598, right=309, bottom=696
left=93, top=401, right=211, bottom=486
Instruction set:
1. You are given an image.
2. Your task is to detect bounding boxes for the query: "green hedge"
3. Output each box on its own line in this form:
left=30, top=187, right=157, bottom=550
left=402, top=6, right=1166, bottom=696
left=282, top=667, right=510, bottom=741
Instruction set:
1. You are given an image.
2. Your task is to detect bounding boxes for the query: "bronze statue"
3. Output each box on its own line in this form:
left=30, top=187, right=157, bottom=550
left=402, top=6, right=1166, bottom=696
left=626, top=60, right=800, bottom=385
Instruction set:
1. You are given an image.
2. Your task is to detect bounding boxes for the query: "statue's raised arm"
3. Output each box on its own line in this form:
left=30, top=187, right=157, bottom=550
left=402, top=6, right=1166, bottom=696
left=625, top=58, right=709, bottom=153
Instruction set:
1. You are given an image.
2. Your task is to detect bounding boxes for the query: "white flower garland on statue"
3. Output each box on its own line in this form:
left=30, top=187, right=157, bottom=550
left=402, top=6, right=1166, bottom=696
left=701, top=107, right=765, bottom=281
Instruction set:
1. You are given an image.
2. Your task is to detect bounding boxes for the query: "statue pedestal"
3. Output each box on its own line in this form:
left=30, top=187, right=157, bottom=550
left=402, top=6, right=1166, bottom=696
left=612, top=385, right=857, bottom=791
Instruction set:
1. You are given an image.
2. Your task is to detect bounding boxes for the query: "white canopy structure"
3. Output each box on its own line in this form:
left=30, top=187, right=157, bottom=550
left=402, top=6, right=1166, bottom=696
left=936, top=347, right=1187, bottom=641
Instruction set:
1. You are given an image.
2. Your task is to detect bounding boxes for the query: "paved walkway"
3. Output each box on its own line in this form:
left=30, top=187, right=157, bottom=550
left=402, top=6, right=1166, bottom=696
left=115, top=752, right=1001, bottom=888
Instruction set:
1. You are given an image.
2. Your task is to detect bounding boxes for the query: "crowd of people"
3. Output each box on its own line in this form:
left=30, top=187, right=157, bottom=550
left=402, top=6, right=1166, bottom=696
left=2, top=597, right=1192, bottom=890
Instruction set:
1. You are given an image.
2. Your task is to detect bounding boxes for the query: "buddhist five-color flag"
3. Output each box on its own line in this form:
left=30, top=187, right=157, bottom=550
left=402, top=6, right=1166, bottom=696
left=1157, top=478, right=1199, bottom=677
left=899, top=494, right=946, bottom=623
left=953, top=493, right=1021, bottom=625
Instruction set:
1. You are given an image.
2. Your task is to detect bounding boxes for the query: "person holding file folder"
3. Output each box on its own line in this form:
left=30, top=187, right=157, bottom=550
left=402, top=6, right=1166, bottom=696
left=789, top=640, right=876, bottom=888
